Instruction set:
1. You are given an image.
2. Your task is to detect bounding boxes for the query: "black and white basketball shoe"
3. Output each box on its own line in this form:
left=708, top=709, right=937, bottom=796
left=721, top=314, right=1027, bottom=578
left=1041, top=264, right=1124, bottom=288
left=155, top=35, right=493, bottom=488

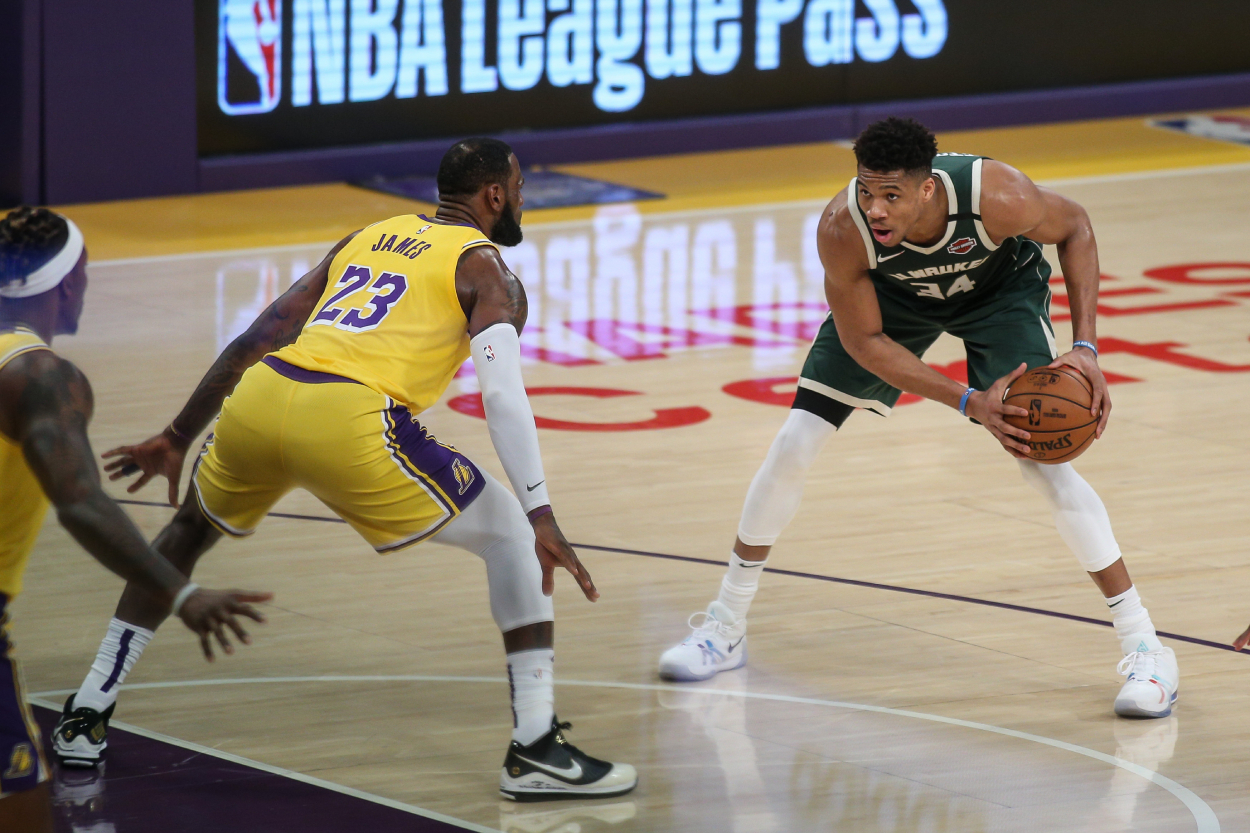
left=500, top=719, right=637, bottom=802
left=52, top=695, right=113, bottom=768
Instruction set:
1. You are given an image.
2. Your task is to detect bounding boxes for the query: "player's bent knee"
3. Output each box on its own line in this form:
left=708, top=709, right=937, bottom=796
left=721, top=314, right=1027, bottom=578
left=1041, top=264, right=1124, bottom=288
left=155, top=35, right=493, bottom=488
left=480, top=535, right=554, bottom=632
left=736, top=410, right=835, bottom=547
left=433, top=474, right=552, bottom=631
left=770, top=409, right=838, bottom=470
left=1017, top=459, right=1067, bottom=498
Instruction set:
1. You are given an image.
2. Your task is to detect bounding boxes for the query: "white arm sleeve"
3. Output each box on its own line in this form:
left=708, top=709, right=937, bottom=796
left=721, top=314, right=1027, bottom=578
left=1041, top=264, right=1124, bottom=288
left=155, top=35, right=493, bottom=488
left=470, top=323, right=550, bottom=514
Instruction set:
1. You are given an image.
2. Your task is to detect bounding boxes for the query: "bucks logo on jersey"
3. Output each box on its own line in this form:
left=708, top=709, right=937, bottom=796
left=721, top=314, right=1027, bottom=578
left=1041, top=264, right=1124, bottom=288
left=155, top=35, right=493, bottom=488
left=848, top=154, right=1049, bottom=306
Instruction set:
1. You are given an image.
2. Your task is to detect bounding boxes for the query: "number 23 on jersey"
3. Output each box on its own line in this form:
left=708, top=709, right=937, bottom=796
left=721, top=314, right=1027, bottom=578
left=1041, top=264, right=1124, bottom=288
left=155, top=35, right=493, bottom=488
left=310, top=265, right=409, bottom=333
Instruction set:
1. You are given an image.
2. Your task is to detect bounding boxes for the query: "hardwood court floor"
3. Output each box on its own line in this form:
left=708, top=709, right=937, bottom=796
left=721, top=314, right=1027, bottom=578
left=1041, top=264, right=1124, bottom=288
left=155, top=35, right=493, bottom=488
left=12, top=114, right=1250, bottom=832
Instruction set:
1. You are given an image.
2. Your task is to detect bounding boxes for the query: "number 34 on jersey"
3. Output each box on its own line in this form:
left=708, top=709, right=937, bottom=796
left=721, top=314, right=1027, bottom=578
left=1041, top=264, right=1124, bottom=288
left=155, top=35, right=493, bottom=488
left=883, top=257, right=989, bottom=301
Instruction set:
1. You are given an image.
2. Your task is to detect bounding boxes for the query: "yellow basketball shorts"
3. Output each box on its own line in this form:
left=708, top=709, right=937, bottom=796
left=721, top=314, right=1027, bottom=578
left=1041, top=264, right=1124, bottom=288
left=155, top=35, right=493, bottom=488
left=0, top=594, right=48, bottom=797
left=192, top=357, right=484, bottom=552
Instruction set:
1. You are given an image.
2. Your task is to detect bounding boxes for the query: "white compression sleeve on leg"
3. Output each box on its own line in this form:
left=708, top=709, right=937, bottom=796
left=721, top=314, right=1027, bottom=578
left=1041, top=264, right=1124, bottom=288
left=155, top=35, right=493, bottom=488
left=737, top=409, right=838, bottom=547
left=433, top=472, right=554, bottom=632
left=1018, top=460, right=1123, bottom=573
left=471, top=323, right=549, bottom=514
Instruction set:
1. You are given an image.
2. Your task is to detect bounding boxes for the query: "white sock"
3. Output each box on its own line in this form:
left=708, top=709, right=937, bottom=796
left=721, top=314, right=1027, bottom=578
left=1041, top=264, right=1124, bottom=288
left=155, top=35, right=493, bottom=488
left=716, top=552, right=766, bottom=622
left=74, top=618, right=154, bottom=713
left=507, top=649, right=554, bottom=746
left=1106, top=586, right=1160, bottom=651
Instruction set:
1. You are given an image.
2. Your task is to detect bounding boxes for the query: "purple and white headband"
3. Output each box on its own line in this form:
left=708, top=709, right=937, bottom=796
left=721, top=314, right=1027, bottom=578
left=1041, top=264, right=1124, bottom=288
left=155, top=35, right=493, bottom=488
left=0, top=216, right=84, bottom=299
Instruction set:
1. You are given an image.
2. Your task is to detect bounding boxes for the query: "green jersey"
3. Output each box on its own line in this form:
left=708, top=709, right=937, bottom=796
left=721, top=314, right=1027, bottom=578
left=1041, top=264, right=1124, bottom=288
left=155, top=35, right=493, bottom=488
left=846, top=153, right=1051, bottom=308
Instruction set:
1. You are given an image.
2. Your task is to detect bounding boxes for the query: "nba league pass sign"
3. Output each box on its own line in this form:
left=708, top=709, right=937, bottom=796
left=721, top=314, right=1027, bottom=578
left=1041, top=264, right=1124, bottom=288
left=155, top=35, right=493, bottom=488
left=201, top=0, right=950, bottom=154
left=198, top=0, right=1250, bottom=157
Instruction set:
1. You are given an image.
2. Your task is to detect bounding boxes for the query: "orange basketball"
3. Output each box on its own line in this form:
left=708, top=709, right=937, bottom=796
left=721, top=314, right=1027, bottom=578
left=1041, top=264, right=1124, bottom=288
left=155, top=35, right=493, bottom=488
left=1003, top=366, right=1098, bottom=463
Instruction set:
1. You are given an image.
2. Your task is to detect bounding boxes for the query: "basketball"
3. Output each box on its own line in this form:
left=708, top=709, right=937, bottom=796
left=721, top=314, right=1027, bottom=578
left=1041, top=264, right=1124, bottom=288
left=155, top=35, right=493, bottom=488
left=1003, top=366, right=1098, bottom=463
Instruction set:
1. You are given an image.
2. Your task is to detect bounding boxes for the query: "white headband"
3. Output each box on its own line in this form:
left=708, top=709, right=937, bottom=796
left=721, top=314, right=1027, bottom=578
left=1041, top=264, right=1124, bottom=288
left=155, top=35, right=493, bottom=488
left=0, top=217, right=84, bottom=299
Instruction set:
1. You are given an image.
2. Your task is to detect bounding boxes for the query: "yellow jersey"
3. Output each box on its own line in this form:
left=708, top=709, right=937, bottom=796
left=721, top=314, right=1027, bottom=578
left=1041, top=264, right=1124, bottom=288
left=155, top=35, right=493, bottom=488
left=0, top=327, right=52, bottom=599
left=274, top=215, right=498, bottom=414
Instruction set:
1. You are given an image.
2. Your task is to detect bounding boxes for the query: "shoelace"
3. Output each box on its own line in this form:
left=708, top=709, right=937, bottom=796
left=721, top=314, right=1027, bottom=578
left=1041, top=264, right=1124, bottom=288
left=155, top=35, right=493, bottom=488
left=1117, top=650, right=1159, bottom=681
left=684, top=611, right=735, bottom=644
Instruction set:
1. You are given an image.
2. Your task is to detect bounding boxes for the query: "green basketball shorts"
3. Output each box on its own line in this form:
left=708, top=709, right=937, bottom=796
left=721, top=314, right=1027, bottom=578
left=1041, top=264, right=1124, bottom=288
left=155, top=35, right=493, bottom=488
left=795, top=276, right=1057, bottom=421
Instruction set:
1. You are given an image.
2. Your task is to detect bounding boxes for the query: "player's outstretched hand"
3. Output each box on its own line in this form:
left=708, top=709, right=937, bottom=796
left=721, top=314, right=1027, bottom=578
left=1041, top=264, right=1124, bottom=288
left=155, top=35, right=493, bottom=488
left=176, top=587, right=273, bottom=661
left=1234, top=624, right=1250, bottom=652
left=531, top=512, right=599, bottom=602
left=966, top=362, right=1033, bottom=458
left=102, top=426, right=192, bottom=507
left=1049, top=347, right=1111, bottom=438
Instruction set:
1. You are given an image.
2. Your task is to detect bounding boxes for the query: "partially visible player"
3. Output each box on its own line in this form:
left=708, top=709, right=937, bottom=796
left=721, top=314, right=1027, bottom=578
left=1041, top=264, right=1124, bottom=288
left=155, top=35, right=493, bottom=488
left=57, top=139, right=637, bottom=801
left=1234, top=624, right=1250, bottom=651
left=660, top=119, right=1178, bottom=719
left=0, top=206, right=272, bottom=833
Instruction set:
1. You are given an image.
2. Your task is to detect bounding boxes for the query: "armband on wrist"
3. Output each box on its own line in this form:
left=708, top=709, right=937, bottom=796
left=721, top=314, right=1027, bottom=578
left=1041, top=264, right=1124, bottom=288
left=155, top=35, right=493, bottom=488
left=167, top=422, right=193, bottom=443
left=958, top=387, right=976, bottom=417
left=171, top=582, right=200, bottom=616
left=1072, top=340, right=1098, bottom=357
left=527, top=505, right=553, bottom=523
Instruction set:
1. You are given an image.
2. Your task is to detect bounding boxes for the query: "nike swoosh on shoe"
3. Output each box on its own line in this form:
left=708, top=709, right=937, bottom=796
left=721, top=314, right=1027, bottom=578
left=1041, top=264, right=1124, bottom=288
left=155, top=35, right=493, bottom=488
left=514, top=754, right=583, bottom=781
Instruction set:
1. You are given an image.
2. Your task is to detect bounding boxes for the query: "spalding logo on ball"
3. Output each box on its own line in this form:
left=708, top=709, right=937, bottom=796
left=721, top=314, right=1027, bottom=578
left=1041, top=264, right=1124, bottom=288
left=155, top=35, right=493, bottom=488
left=1003, top=367, right=1099, bottom=463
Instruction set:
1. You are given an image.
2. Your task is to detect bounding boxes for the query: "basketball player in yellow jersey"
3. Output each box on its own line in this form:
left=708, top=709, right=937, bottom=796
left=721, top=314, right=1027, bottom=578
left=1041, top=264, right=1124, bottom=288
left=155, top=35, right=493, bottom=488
left=0, top=207, right=271, bottom=832
left=62, top=138, right=636, bottom=801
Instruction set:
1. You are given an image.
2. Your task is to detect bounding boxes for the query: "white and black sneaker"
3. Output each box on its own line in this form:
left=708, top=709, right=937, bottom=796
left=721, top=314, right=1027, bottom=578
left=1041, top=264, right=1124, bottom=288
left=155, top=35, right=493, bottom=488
left=500, top=719, right=637, bottom=802
left=52, top=696, right=113, bottom=768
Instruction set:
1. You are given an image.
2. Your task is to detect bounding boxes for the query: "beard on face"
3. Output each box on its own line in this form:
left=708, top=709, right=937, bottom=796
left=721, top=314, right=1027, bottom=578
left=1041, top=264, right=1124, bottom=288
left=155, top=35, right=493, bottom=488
left=489, top=200, right=523, bottom=247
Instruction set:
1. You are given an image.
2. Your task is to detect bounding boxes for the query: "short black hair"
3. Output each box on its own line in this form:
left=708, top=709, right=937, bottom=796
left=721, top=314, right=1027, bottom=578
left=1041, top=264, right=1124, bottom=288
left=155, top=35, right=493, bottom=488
left=0, top=206, right=69, bottom=291
left=437, top=138, right=515, bottom=198
left=852, top=118, right=938, bottom=177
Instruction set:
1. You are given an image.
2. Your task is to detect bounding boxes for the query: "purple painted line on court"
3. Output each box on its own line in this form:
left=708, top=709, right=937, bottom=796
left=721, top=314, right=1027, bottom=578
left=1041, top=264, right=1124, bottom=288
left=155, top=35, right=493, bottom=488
left=114, top=497, right=1244, bottom=655
left=573, top=543, right=1245, bottom=655
left=33, top=706, right=470, bottom=833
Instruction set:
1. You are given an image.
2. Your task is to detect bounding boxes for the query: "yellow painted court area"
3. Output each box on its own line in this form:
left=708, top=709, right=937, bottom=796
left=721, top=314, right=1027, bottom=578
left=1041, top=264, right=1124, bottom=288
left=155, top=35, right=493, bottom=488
left=59, top=109, right=1250, bottom=261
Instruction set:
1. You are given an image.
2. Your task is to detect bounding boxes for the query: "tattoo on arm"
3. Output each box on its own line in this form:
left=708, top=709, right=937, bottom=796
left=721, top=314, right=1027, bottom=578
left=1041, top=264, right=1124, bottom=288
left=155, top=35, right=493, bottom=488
left=458, top=247, right=529, bottom=337
left=170, top=232, right=355, bottom=436
left=14, top=355, right=98, bottom=505
left=501, top=270, right=528, bottom=332
left=173, top=283, right=312, bottom=436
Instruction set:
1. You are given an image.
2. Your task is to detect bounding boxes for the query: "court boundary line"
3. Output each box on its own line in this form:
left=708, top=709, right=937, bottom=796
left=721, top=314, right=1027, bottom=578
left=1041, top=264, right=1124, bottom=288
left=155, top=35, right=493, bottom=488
left=27, top=695, right=502, bottom=833
left=31, top=677, right=1220, bottom=833
left=86, top=160, right=1250, bottom=267
left=113, top=498, right=1247, bottom=656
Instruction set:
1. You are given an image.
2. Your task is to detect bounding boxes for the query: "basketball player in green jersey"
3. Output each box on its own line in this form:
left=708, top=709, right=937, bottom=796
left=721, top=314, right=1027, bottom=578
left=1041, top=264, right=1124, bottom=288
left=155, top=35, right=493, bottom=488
left=661, top=118, right=1178, bottom=719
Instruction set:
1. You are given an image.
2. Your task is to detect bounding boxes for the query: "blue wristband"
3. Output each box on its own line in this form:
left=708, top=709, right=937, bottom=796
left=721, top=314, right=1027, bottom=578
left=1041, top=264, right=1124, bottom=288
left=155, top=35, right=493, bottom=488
left=1073, top=340, right=1098, bottom=357
left=958, top=387, right=976, bottom=417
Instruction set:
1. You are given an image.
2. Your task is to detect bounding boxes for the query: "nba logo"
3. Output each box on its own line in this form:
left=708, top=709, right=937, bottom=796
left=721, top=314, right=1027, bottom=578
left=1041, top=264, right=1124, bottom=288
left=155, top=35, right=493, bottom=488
left=218, top=0, right=283, bottom=115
